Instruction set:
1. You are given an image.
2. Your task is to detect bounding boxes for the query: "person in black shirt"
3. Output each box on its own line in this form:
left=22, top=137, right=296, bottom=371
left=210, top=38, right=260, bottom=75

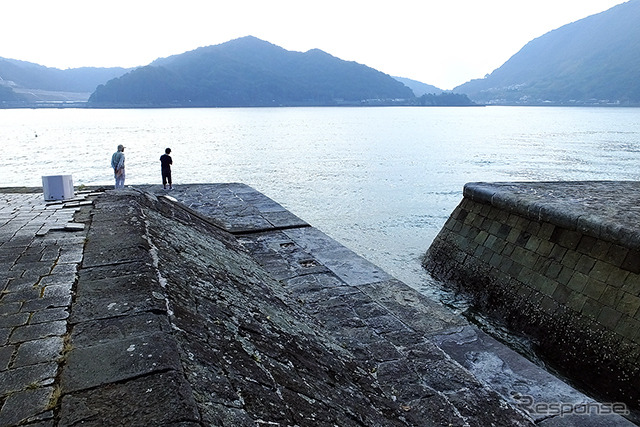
left=160, top=148, right=173, bottom=190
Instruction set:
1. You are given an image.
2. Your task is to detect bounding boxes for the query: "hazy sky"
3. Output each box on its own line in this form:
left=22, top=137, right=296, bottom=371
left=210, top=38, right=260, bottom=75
left=1, top=0, right=628, bottom=89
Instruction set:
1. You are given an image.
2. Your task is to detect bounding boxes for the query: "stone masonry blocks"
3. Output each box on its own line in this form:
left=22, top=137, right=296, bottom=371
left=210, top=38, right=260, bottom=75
left=428, top=183, right=640, bottom=346
left=425, top=181, right=640, bottom=412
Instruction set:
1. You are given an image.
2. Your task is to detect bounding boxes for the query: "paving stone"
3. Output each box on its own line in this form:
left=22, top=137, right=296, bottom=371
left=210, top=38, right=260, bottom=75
left=59, top=371, right=200, bottom=426
left=70, top=273, right=165, bottom=323
left=51, top=235, right=86, bottom=246
left=42, top=284, right=73, bottom=299
left=61, top=333, right=183, bottom=393
left=30, top=307, right=70, bottom=324
left=13, top=336, right=64, bottom=368
left=236, top=231, right=332, bottom=281
left=9, top=320, right=67, bottom=344
left=56, top=247, right=84, bottom=264
left=0, top=362, right=58, bottom=395
left=14, top=269, right=46, bottom=284
left=1, top=286, right=41, bottom=303
left=0, top=312, right=30, bottom=329
left=38, top=273, right=76, bottom=288
left=358, top=279, right=465, bottom=335
left=17, top=252, right=44, bottom=264
left=6, top=236, right=36, bottom=248
left=0, top=254, right=20, bottom=265
left=0, top=328, right=11, bottom=346
left=69, top=313, right=172, bottom=347
left=0, top=345, right=15, bottom=371
left=76, top=260, right=155, bottom=282
left=39, top=246, right=61, bottom=262
left=50, top=263, right=77, bottom=276
left=10, top=258, right=53, bottom=274
left=284, top=226, right=394, bottom=286
left=22, top=294, right=72, bottom=311
left=0, top=386, right=55, bottom=427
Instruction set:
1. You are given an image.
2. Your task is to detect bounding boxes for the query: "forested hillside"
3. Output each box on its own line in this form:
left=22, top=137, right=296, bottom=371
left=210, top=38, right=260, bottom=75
left=88, top=36, right=415, bottom=107
left=456, top=0, right=640, bottom=105
left=0, top=37, right=473, bottom=108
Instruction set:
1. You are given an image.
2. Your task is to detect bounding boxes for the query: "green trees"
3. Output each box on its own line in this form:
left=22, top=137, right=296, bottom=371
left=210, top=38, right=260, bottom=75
left=88, top=36, right=416, bottom=107
left=417, top=92, right=475, bottom=106
left=455, top=0, right=640, bottom=105
left=89, top=66, right=186, bottom=105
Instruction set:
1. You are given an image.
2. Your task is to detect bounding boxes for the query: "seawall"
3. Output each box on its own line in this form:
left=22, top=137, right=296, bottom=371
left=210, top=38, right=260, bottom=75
left=424, top=181, right=640, bottom=414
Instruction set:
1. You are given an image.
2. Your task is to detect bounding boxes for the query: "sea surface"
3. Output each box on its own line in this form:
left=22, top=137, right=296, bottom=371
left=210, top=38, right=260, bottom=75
left=4, top=106, right=640, bottom=302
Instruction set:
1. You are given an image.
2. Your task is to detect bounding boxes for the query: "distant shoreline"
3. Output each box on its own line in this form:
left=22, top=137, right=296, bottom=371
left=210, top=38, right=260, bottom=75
left=6, top=102, right=640, bottom=109
left=1, top=102, right=486, bottom=109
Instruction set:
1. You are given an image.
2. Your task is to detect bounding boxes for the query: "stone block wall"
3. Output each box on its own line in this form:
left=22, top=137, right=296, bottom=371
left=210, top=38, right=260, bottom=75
left=424, top=182, right=640, bottom=411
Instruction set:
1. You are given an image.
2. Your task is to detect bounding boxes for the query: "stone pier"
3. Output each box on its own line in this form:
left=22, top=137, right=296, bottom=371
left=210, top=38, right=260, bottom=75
left=424, top=181, right=640, bottom=420
left=0, top=184, right=635, bottom=426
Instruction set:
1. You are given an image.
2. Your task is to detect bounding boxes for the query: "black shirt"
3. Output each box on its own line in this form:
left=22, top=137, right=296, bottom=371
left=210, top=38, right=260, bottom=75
left=160, top=154, right=172, bottom=170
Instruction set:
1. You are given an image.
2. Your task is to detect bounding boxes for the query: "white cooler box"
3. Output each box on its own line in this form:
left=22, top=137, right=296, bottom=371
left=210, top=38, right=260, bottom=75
left=42, top=175, right=74, bottom=201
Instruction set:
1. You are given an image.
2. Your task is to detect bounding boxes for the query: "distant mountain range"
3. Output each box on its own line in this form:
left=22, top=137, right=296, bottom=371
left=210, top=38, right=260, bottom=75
left=3, top=0, right=640, bottom=107
left=455, top=0, right=640, bottom=105
left=0, top=37, right=467, bottom=107
left=393, top=77, right=442, bottom=97
left=88, top=36, right=420, bottom=107
left=0, top=58, right=129, bottom=103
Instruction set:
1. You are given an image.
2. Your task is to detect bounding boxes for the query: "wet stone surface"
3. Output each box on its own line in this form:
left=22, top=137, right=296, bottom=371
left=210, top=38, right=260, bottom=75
left=427, top=181, right=640, bottom=423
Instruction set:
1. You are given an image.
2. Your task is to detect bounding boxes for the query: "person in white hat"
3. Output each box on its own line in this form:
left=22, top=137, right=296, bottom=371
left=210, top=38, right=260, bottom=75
left=111, top=144, right=126, bottom=189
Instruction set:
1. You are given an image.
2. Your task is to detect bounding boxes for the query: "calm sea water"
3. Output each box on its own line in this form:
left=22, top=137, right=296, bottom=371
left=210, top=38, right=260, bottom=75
left=3, top=106, right=640, bottom=300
